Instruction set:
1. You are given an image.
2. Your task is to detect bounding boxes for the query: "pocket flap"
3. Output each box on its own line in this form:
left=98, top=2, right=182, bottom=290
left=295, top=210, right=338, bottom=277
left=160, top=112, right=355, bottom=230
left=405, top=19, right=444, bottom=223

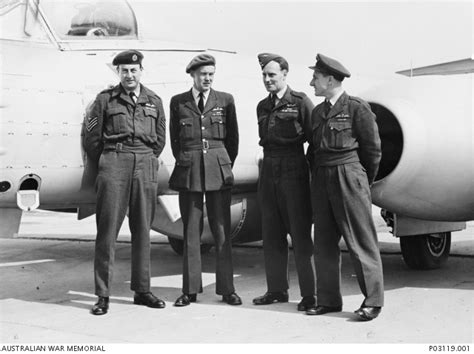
left=217, top=153, right=232, bottom=165
left=210, top=116, right=224, bottom=124
left=176, top=154, right=192, bottom=167
left=144, top=108, right=158, bottom=118
left=179, top=118, right=193, bottom=126
left=176, top=159, right=191, bottom=167
left=107, top=107, right=127, bottom=116
left=276, top=112, right=298, bottom=120
left=329, top=121, right=351, bottom=131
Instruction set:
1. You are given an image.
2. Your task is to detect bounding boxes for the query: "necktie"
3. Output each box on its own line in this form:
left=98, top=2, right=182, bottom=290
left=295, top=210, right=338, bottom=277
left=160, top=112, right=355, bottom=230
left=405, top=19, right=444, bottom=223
left=129, top=92, right=136, bottom=104
left=324, top=99, right=332, bottom=116
left=198, top=92, right=204, bottom=113
left=270, top=94, right=276, bottom=108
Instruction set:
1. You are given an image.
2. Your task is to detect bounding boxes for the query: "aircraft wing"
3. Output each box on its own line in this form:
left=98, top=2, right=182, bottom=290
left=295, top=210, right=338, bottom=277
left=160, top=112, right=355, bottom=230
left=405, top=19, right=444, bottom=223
left=60, top=39, right=237, bottom=54
left=396, top=57, right=474, bottom=76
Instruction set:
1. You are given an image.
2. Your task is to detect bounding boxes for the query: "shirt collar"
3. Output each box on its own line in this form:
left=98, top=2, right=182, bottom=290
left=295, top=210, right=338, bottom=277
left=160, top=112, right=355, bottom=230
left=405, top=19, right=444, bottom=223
left=192, top=87, right=210, bottom=101
left=274, top=85, right=288, bottom=100
left=125, top=85, right=141, bottom=98
left=328, top=87, right=344, bottom=106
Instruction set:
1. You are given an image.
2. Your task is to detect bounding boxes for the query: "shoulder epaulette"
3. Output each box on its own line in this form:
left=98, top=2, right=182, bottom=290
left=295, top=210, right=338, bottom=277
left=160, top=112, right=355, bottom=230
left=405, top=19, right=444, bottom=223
left=290, top=90, right=306, bottom=99
left=348, top=95, right=364, bottom=104
left=99, top=86, right=114, bottom=95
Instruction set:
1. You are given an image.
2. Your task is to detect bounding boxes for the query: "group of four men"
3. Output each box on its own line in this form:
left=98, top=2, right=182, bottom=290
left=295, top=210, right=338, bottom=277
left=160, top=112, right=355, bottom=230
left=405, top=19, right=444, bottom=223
left=82, top=49, right=384, bottom=322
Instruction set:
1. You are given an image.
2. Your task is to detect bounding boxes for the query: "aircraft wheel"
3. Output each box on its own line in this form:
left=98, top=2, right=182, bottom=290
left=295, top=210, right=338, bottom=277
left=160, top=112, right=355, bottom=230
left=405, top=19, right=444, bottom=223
left=400, top=232, right=451, bottom=269
left=167, top=237, right=213, bottom=255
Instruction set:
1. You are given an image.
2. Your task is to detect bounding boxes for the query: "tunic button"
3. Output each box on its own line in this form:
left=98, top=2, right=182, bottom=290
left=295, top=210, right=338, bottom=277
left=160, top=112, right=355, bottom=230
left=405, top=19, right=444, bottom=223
left=201, top=115, right=204, bottom=119
left=202, top=127, right=205, bottom=130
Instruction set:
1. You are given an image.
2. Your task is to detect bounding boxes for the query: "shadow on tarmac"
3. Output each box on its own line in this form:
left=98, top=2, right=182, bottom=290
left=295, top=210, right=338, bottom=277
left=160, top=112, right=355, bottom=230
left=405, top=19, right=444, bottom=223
left=1, top=238, right=473, bottom=315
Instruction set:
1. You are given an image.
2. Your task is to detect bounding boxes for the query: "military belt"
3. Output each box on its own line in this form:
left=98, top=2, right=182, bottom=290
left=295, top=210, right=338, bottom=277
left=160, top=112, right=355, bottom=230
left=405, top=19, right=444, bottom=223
left=182, top=139, right=225, bottom=151
left=314, top=150, right=360, bottom=166
left=103, top=142, right=153, bottom=154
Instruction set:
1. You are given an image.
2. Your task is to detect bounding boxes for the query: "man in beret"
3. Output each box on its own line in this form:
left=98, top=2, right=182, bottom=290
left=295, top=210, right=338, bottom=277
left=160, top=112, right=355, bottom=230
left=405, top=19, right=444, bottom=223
left=252, top=53, right=316, bottom=312
left=169, top=53, right=241, bottom=306
left=307, top=53, right=383, bottom=321
left=82, top=49, right=167, bottom=315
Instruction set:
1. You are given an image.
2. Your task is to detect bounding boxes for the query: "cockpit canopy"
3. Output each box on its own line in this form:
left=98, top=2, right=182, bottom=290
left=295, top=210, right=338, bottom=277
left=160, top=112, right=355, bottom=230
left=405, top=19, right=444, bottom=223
left=0, top=0, right=138, bottom=42
left=49, top=1, right=137, bottom=38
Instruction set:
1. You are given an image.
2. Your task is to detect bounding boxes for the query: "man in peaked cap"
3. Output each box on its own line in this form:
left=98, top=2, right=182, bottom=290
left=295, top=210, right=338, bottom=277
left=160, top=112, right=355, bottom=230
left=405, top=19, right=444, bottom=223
left=169, top=53, right=241, bottom=307
left=307, top=53, right=384, bottom=321
left=82, top=49, right=167, bottom=315
left=252, top=53, right=316, bottom=312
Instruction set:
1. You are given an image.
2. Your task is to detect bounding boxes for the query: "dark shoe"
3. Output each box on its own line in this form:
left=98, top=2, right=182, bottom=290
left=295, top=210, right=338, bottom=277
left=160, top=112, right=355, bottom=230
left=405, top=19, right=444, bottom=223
left=253, top=291, right=289, bottom=305
left=174, top=293, right=197, bottom=307
left=222, top=292, right=242, bottom=306
left=297, top=296, right=316, bottom=311
left=354, top=306, right=381, bottom=321
left=91, top=296, right=109, bottom=316
left=306, top=305, right=342, bottom=316
left=133, top=292, right=166, bottom=309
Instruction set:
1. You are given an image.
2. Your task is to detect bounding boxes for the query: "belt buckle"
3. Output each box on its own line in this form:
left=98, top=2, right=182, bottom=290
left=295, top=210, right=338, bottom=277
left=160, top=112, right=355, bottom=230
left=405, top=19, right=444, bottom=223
left=116, top=142, right=123, bottom=151
left=202, top=139, right=209, bottom=150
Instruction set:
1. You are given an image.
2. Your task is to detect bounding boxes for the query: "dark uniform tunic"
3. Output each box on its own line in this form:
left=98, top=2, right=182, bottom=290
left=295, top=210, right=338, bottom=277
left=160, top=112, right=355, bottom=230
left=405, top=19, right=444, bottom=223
left=257, top=86, right=315, bottom=297
left=83, top=83, right=166, bottom=297
left=169, top=88, right=239, bottom=295
left=311, top=91, right=384, bottom=308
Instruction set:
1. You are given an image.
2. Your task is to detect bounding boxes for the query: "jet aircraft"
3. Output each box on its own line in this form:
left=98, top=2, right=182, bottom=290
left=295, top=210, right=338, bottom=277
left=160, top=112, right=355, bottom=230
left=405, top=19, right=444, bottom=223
left=1, top=0, right=473, bottom=270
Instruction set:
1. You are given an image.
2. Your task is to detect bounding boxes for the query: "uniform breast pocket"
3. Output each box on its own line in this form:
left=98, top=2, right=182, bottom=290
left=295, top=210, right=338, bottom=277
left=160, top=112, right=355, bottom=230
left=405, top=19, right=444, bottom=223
left=107, top=107, right=128, bottom=134
left=179, top=118, right=194, bottom=140
left=210, top=115, right=226, bottom=139
left=275, top=112, right=300, bottom=138
left=144, top=108, right=158, bottom=137
left=327, top=120, right=353, bottom=148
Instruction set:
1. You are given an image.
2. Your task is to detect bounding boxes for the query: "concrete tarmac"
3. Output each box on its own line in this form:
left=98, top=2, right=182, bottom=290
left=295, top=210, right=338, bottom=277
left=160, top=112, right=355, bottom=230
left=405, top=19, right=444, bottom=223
left=0, top=210, right=473, bottom=344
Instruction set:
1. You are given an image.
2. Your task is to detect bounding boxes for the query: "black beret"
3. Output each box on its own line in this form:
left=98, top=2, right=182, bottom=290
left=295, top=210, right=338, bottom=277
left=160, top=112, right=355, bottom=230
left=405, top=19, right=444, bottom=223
left=258, top=53, right=288, bottom=70
left=112, top=50, right=143, bottom=66
left=309, top=53, right=351, bottom=80
left=186, top=54, right=216, bottom=73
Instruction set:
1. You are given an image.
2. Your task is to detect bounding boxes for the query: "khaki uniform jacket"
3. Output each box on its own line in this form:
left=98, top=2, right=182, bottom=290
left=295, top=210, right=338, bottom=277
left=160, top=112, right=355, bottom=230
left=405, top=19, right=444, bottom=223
left=169, top=89, right=239, bottom=192
left=81, top=83, right=166, bottom=190
left=257, top=86, right=314, bottom=149
left=311, top=92, right=381, bottom=184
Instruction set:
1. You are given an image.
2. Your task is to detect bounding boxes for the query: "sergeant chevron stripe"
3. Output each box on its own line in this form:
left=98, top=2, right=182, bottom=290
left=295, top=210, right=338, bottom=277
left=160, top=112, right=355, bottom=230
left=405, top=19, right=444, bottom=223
left=86, top=116, right=98, bottom=131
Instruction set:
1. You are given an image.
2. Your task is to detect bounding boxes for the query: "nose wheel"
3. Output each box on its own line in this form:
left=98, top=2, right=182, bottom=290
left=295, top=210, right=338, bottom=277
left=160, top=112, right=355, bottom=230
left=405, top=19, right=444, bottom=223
left=400, top=232, right=451, bottom=269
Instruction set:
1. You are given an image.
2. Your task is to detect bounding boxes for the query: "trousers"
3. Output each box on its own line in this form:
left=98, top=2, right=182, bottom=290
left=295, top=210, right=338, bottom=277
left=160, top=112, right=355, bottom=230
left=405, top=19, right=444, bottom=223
left=179, top=189, right=235, bottom=295
left=312, top=162, right=384, bottom=307
left=94, top=151, right=158, bottom=297
left=258, top=153, right=315, bottom=297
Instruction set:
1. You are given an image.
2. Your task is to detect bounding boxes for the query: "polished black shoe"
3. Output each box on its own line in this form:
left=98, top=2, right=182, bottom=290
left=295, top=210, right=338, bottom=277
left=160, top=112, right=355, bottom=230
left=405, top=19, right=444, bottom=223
left=133, top=292, right=166, bottom=309
left=354, top=306, right=381, bottom=321
left=222, top=292, right=242, bottom=306
left=91, top=296, right=109, bottom=316
left=253, top=291, right=289, bottom=305
left=297, top=296, right=316, bottom=311
left=306, top=305, right=342, bottom=316
left=174, top=293, right=197, bottom=307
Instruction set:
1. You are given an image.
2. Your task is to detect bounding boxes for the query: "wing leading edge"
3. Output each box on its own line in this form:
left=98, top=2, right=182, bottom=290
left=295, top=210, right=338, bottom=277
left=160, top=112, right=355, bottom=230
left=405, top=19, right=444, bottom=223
left=396, top=57, right=474, bottom=76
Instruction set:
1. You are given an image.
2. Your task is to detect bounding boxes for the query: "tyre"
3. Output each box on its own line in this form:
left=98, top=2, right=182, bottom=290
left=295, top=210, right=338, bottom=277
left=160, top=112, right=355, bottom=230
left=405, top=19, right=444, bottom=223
left=400, top=232, right=451, bottom=269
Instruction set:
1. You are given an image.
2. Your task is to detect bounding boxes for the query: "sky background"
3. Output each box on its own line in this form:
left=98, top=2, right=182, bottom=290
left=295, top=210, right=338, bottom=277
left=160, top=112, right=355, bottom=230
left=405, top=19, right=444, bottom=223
left=130, top=1, right=473, bottom=78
